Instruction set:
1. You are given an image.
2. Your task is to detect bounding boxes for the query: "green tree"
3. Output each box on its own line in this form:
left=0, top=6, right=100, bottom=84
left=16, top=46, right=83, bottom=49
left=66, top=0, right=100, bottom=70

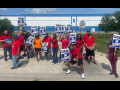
left=99, top=14, right=112, bottom=37
left=0, top=17, right=14, bottom=36
left=17, top=23, right=27, bottom=31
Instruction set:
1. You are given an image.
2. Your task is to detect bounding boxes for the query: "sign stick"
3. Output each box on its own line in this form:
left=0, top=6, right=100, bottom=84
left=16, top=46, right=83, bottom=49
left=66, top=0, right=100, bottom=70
left=114, top=47, right=116, bottom=55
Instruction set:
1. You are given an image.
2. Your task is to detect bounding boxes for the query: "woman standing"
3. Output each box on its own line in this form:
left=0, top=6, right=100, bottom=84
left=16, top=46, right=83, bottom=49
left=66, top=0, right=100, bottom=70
left=59, top=34, right=69, bottom=63
left=76, top=34, right=84, bottom=55
left=33, top=35, right=42, bottom=63
left=51, top=33, right=58, bottom=65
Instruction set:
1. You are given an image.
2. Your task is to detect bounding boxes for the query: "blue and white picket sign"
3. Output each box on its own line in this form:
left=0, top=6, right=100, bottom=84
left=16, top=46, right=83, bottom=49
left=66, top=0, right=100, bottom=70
left=26, top=36, right=34, bottom=45
left=61, top=49, right=69, bottom=61
left=40, top=26, right=46, bottom=35
left=31, top=26, right=38, bottom=35
left=5, top=39, right=12, bottom=44
left=112, top=34, right=120, bottom=48
left=42, top=42, right=48, bottom=52
left=70, top=33, right=76, bottom=44
left=55, top=24, right=61, bottom=34
left=61, top=25, right=65, bottom=34
left=79, top=20, right=85, bottom=29
left=66, top=24, right=73, bottom=33
left=18, top=17, right=24, bottom=26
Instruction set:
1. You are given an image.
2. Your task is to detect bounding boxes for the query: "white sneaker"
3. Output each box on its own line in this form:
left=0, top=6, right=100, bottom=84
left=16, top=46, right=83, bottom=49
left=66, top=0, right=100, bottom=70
left=66, top=70, right=71, bottom=74
left=52, top=63, right=54, bottom=65
left=50, top=60, right=52, bottom=62
left=81, top=74, right=85, bottom=79
left=37, top=60, right=39, bottom=63
left=57, top=63, right=58, bottom=65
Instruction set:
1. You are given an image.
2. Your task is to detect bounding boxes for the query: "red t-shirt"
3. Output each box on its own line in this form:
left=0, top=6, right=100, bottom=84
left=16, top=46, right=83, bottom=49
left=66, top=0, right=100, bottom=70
left=17, top=34, right=24, bottom=45
left=83, top=34, right=95, bottom=43
left=76, top=39, right=84, bottom=49
left=70, top=47, right=82, bottom=59
left=42, top=36, right=52, bottom=48
left=86, top=38, right=95, bottom=47
left=0, top=34, right=12, bottom=47
left=60, top=38, right=68, bottom=49
left=51, top=38, right=58, bottom=48
left=11, top=40, right=20, bottom=55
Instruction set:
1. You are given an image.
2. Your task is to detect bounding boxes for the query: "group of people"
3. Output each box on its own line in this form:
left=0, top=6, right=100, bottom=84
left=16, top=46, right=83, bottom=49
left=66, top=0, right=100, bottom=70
left=0, top=26, right=119, bottom=79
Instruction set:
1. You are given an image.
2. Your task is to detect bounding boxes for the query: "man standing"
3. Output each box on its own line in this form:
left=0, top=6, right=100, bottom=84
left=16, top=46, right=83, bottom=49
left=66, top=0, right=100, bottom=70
left=83, top=30, right=95, bottom=59
left=0, top=31, right=12, bottom=61
left=42, top=33, right=52, bottom=61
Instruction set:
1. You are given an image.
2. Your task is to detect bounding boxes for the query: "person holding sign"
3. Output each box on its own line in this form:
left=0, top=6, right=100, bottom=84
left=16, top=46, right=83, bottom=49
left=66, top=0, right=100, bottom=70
left=33, top=35, right=42, bottom=63
left=106, top=34, right=119, bottom=78
left=65, top=44, right=85, bottom=79
left=0, top=30, right=12, bottom=61
left=51, top=33, right=59, bottom=65
left=85, top=34, right=97, bottom=64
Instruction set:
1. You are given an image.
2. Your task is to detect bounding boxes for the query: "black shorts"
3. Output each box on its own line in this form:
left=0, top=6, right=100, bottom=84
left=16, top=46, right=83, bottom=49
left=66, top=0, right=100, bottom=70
left=69, top=55, right=83, bottom=66
left=35, top=48, right=41, bottom=52
left=20, top=45, right=24, bottom=51
left=86, top=49, right=95, bottom=56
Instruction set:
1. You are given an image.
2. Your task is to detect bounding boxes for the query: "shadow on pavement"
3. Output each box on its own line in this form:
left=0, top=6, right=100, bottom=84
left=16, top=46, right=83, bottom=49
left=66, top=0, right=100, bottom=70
left=63, top=66, right=81, bottom=75
left=18, top=60, right=29, bottom=68
left=0, top=55, right=5, bottom=60
left=101, top=63, right=111, bottom=72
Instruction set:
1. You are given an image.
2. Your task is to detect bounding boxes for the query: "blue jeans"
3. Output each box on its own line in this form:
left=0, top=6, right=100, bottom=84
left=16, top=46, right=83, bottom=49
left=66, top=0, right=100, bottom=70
left=3, top=47, right=12, bottom=60
left=52, top=48, right=58, bottom=63
left=12, top=55, right=21, bottom=68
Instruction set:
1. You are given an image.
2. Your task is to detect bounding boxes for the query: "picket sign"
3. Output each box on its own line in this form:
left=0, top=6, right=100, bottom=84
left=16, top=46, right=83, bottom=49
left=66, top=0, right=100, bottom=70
left=40, top=26, right=46, bottom=35
left=31, top=26, right=38, bottom=35
left=61, top=49, right=69, bottom=61
left=42, top=42, right=48, bottom=52
left=55, top=24, right=65, bottom=34
left=18, top=17, right=24, bottom=26
left=26, top=36, right=34, bottom=45
left=5, top=39, right=12, bottom=44
left=66, top=24, right=73, bottom=33
left=70, top=33, right=76, bottom=44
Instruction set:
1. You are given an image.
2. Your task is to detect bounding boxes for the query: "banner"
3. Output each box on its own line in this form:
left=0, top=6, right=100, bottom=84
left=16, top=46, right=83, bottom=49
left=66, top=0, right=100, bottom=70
left=61, top=49, right=69, bottom=61
left=66, top=24, right=73, bottom=33
left=18, top=17, right=24, bottom=26
left=26, top=36, right=34, bottom=45
left=40, top=26, right=46, bottom=35
left=79, top=20, right=85, bottom=29
left=112, top=34, right=120, bottom=48
left=5, top=39, right=12, bottom=44
left=31, top=26, right=38, bottom=35
left=42, top=42, right=48, bottom=52
left=70, top=33, right=76, bottom=44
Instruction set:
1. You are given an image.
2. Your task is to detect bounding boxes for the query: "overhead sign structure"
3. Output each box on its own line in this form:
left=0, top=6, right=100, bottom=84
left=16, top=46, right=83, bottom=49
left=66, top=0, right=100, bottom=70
left=42, top=42, right=48, bottom=52
left=18, top=17, right=24, bottom=26
left=61, top=49, right=69, bottom=61
left=112, top=34, right=120, bottom=48
left=40, top=26, right=46, bottom=35
left=26, top=36, right=34, bottom=45
left=70, top=33, right=76, bottom=44
left=31, top=26, right=38, bottom=35
left=66, top=24, right=73, bottom=33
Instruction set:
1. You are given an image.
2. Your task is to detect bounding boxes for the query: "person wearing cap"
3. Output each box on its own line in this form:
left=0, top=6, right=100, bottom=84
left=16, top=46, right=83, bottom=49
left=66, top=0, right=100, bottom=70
left=85, top=34, right=97, bottom=64
left=106, top=34, right=119, bottom=78
left=83, top=30, right=95, bottom=59
left=4, top=35, right=22, bottom=69
left=42, top=33, right=52, bottom=61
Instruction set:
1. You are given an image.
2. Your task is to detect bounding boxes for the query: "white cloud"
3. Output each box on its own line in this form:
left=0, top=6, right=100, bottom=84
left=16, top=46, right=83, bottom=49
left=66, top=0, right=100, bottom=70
left=24, top=9, right=29, bottom=12
left=30, top=8, right=57, bottom=13
left=0, top=8, right=7, bottom=10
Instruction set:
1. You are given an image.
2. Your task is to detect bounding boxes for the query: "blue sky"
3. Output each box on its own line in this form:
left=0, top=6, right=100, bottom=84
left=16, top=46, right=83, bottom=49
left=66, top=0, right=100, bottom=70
left=0, top=8, right=120, bottom=14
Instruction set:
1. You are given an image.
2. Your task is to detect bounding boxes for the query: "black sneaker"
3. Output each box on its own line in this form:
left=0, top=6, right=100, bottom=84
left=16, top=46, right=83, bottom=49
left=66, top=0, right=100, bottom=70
left=114, top=73, right=118, bottom=78
left=31, top=56, right=33, bottom=58
left=110, top=71, right=114, bottom=75
left=5, top=59, right=7, bottom=61
left=11, top=67, right=17, bottom=69
left=90, top=57, right=92, bottom=59
left=64, top=61, right=65, bottom=63
left=93, top=60, right=97, bottom=65
left=22, top=54, right=26, bottom=57
left=27, top=56, right=30, bottom=59
left=19, top=56, right=24, bottom=59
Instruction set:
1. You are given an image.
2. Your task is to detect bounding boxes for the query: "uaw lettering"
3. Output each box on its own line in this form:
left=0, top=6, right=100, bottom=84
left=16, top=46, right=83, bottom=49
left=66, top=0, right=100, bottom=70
left=61, top=49, right=69, bottom=61
left=40, top=27, right=46, bottom=35
left=112, top=34, right=120, bottom=48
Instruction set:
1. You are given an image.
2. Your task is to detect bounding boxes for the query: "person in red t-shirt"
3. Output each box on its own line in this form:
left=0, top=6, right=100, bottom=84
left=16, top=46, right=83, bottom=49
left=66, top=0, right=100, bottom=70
left=51, top=33, right=58, bottom=65
left=65, top=44, right=85, bottom=79
left=0, top=30, right=12, bottom=61
left=106, top=34, right=119, bottom=78
left=42, top=33, right=52, bottom=61
left=85, top=34, right=97, bottom=65
left=5, top=35, right=22, bottom=69
left=65, top=33, right=70, bottom=49
left=59, top=34, right=69, bottom=63
left=76, top=34, right=84, bottom=55
left=83, top=30, right=95, bottom=59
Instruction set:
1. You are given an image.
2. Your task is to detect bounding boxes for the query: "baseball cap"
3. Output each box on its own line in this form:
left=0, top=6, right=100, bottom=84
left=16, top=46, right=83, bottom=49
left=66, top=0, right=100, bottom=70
left=14, top=35, right=19, bottom=38
left=87, top=30, right=90, bottom=32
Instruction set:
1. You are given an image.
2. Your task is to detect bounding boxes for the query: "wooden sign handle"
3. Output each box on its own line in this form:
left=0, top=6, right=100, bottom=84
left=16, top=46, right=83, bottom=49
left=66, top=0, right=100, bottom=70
left=114, top=47, right=116, bottom=55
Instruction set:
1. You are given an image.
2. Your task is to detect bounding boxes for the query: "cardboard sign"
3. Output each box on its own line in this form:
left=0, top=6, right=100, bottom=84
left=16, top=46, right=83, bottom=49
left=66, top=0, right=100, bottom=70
left=79, top=20, right=85, bottom=29
left=70, top=33, right=76, bottom=44
left=112, top=34, right=120, bottom=48
left=61, top=49, right=69, bottom=61
left=42, top=42, right=48, bottom=52
left=18, top=17, right=24, bottom=26
left=31, top=26, right=38, bottom=35
left=40, top=26, right=46, bottom=35
left=66, top=24, right=73, bottom=33
left=26, top=36, right=34, bottom=45
left=5, top=39, right=12, bottom=44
